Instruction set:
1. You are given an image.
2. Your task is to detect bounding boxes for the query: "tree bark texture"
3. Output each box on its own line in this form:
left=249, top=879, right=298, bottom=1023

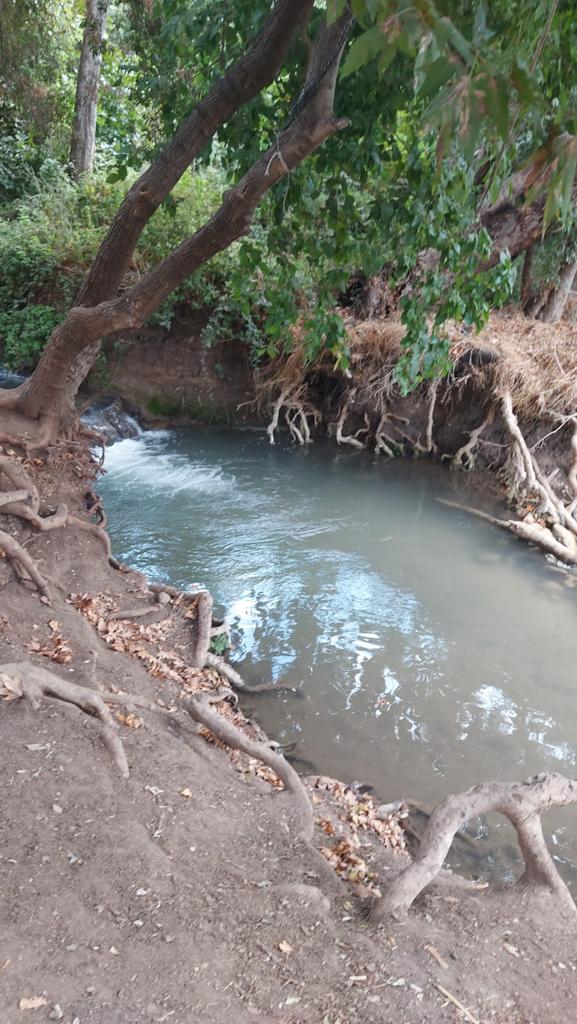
left=69, top=0, right=109, bottom=178
left=538, top=258, right=577, bottom=323
left=11, top=6, right=350, bottom=428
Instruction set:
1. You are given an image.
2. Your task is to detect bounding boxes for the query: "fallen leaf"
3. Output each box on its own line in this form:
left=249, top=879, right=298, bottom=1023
left=0, top=673, right=23, bottom=700
left=18, top=996, right=47, bottom=1010
left=278, top=940, right=293, bottom=955
left=115, top=711, right=143, bottom=730
left=180, top=787, right=193, bottom=799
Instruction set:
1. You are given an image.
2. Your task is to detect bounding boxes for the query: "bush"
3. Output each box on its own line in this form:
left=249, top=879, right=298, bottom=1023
left=0, top=304, right=63, bottom=371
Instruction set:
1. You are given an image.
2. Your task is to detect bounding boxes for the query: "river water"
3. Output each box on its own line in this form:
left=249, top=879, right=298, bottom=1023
left=100, top=426, right=577, bottom=885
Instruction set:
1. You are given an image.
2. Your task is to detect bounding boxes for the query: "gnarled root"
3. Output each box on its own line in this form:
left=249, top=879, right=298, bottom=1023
left=0, top=661, right=129, bottom=777
left=0, top=455, right=118, bottom=598
left=446, top=394, right=577, bottom=566
left=372, top=773, right=577, bottom=921
left=192, top=590, right=213, bottom=668
left=451, top=407, right=494, bottom=471
left=438, top=498, right=577, bottom=564
left=267, top=386, right=319, bottom=446
left=184, top=690, right=314, bottom=840
left=0, top=530, right=52, bottom=600
left=204, top=652, right=298, bottom=695
left=335, top=389, right=368, bottom=449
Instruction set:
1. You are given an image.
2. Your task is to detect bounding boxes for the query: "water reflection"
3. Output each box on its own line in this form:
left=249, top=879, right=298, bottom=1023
left=100, top=426, right=577, bottom=885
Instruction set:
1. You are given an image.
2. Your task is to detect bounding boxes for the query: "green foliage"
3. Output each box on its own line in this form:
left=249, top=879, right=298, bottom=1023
left=2, top=0, right=577, bottom=392
left=0, top=304, right=63, bottom=371
left=209, top=632, right=229, bottom=656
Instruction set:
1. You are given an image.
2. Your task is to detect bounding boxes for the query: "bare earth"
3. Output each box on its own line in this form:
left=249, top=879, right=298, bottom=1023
left=1, top=443, right=577, bottom=1024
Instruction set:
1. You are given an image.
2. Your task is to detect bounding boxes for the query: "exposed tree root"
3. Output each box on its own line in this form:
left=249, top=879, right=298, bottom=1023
left=192, top=590, right=214, bottom=668
left=184, top=689, right=314, bottom=840
left=204, top=652, right=298, bottom=694
left=374, top=412, right=398, bottom=457
left=0, top=453, right=119, bottom=598
left=0, top=661, right=129, bottom=777
left=451, top=408, right=494, bottom=470
left=267, top=387, right=292, bottom=445
left=373, top=774, right=577, bottom=921
left=423, top=379, right=439, bottom=454
left=266, top=386, right=319, bottom=446
left=438, top=498, right=577, bottom=564
left=335, top=390, right=368, bottom=449
left=0, top=530, right=53, bottom=600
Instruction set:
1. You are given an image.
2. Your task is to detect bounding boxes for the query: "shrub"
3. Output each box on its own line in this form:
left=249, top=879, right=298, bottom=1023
left=0, top=304, right=63, bottom=371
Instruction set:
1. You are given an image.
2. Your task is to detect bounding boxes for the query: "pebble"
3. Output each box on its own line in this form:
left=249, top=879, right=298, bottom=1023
left=376, top=800, right=403, bottom=819
left=48, top=1006, right=63, bottom=1021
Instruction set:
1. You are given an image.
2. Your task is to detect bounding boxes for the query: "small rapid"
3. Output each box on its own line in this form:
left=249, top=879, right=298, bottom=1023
left=100, top=426, right=577, bottom=886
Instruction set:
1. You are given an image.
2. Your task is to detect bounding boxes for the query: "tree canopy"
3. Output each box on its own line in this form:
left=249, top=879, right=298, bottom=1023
left=1, top=0, right=576, bottom=406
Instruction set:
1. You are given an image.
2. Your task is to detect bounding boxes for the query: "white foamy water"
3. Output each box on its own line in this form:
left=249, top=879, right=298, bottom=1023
left=104, top=433, right=234, bottom=497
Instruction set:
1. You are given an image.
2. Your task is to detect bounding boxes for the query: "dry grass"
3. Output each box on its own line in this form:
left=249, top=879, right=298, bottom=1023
left=259, top=307, right=577, bottom=423
left=466, top=312, right=577, bottom=420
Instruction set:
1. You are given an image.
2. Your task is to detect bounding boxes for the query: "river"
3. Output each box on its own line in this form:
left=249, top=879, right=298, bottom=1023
left=100, top=426, right=577, bottom=886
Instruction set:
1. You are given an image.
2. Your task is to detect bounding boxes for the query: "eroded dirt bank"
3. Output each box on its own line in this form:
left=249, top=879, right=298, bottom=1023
left=1, top=422, right=577, bottom=1023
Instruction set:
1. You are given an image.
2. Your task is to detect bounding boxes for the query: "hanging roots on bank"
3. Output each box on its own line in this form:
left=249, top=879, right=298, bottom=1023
left=441, top=391, right=577, bottom=566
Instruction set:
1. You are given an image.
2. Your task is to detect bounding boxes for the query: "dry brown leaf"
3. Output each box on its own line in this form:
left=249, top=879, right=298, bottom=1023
left=0, top=672, right=23, bottom=700
left=319, top=818, right=337, bottom=836
left=114, top=710, right=143, bottom=730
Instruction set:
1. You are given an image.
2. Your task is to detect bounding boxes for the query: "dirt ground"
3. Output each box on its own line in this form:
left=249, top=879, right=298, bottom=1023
left=1, top=443, right=577, bottom=1024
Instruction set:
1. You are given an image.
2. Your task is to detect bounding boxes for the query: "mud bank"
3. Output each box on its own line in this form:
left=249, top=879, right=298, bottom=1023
left=1, top=444, right=577, bottom=1024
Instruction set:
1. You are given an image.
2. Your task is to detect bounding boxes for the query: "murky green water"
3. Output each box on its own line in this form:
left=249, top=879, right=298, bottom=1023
left=100, top=427, right=577, bottom=885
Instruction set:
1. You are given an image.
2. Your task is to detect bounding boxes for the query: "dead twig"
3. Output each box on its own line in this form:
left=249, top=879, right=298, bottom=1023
left=434, top=983, right=480, bottom=1024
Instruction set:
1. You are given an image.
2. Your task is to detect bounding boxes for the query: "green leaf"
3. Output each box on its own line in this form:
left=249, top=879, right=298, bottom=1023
left=483, top=76, right=509, bottom=140
left=417, top=57, right=457, bottom=99
left=341, top=26, right=385, bottom=78
left=511, top=58, right=539, bottom=107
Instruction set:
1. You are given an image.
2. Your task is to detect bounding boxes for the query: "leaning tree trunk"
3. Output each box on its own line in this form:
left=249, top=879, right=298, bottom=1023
left=0, top=3, right=350, bottom=436
left=69, top=0, right=109, bottom=178
left=538, top=258, right=577, bottom=323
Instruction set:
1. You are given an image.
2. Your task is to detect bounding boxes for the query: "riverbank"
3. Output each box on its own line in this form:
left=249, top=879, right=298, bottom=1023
left=1, top=428, right=577, bottom=1022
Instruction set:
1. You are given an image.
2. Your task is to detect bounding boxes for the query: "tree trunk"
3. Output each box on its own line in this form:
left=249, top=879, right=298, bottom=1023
left=520, top=245, right=534, bottom=306
left=69, top=0, right=109, bottom=178
left=538, top=259, right=577, bottom=323
left=10, top=7, right=351, bottom=429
